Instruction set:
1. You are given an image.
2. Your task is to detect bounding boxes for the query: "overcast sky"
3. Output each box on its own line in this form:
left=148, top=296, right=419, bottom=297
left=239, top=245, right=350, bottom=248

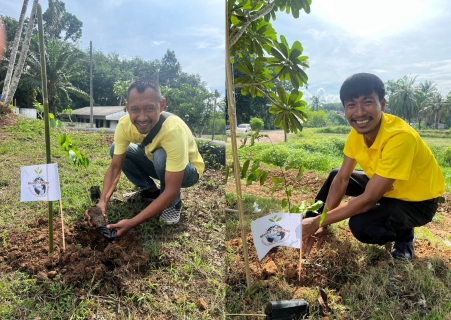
left=274, top=0, right=451, bottom=103
left=2, top=1, right=450, bottom=103
left=0, top=0, right=225, bottom=94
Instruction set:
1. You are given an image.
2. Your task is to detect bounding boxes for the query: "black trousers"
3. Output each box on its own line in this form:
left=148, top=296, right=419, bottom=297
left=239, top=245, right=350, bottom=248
left=312, top=169, right=438, bottom=245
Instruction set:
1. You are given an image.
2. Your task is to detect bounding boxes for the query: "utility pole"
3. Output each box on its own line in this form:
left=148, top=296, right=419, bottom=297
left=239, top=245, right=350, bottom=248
left=211, top=90, right=218, bottom=141
left=89, top=41, right=93, bottom=127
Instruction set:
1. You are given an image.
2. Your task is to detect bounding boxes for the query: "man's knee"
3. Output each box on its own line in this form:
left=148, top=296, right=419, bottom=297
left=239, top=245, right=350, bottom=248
left=109, top=143, right=115, bottom=158
left=152, top=148, right=167, bottom=171
left=328, top=168, right=340, bottom=180
left=349, top=215, right=396, bottom=245
left=349, top=216, right=369, bottom=243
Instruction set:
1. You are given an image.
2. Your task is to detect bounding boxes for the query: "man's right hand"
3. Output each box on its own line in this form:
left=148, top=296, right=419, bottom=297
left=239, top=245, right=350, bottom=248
left=84, top=203, right=107, bottom=227
left=302, top=227, right=328, bottom=256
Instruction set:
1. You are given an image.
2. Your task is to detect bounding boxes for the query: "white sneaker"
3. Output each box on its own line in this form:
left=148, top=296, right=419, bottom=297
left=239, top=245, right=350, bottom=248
left=159, top=201, right=182, bottom=224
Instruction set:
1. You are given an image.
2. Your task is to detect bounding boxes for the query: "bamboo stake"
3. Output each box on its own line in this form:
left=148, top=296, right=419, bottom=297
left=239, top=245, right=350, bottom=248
left=225, top=1, right=251, bottom=291
left=37, top=4, right=53, bottom=253
left=298, top=216, right=303, bottom=281
left=59, top=199, right=66, bottom=251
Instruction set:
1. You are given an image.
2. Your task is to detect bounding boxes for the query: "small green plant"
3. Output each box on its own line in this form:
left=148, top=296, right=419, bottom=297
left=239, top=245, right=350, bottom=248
left=59, top=133, right=90, bottom=168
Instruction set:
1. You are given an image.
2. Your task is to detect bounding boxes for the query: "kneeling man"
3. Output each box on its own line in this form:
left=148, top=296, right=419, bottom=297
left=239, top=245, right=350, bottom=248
left=302, top=73, right=445, bottom=260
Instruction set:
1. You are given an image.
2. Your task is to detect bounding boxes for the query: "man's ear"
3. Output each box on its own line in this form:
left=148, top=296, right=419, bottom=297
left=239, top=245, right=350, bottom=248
left=160, top=98, right=166, bottom=111
left=125, top=102, right=130, bottom=113
left=381, top=98, right=386, bottom=112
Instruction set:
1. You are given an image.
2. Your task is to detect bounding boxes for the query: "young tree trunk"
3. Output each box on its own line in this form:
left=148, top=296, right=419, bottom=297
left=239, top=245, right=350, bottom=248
left=2, top=0, right=38, bottom=110
left=1, top=0, right=28, bottom=100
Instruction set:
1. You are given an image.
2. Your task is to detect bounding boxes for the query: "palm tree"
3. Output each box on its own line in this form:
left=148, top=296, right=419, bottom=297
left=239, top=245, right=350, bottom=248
left=22, top=37, right=89, bottom=113
left=309, top=94, right=324, bottom=111
left=2, top=0, right=39, bottom=111
left=415, top=80, right=437, bottom=129
left=1, top=0, right=29, bottom=110
left=421, top=92, right=451, bottom=129
left=387, top=75, right=418, bottom=124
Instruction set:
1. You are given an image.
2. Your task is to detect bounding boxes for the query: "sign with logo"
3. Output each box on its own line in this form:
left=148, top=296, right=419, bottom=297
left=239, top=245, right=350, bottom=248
left=20, top=164, right=61, bottom=202
left=251, top=213, right=302, bottom=261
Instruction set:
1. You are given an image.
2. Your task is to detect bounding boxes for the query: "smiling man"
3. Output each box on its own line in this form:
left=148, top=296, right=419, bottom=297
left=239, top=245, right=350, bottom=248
left=302, top=73, right=445, bottom=260
left=86, top=77, right=204, bottom=237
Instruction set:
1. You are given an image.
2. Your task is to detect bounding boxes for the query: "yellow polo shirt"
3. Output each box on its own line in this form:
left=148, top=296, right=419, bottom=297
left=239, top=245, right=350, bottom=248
left=343, top=113, right=444, bottom=201
left=113, top=114, right=204, bottom=177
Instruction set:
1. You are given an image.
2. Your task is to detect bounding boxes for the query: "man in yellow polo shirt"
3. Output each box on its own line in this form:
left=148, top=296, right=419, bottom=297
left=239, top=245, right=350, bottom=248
left=86, top=77, right=204, bottom=237
left=302, top=73, right=444, bottom=260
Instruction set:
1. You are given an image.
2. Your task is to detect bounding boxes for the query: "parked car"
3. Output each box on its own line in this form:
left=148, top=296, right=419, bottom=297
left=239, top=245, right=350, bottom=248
left=226, top=123, right=252, bottom=135
left=236, top=123, right=251, bottom=134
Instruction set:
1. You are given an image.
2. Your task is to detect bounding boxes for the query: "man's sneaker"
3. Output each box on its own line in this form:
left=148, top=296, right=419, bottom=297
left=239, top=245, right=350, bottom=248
left=124, top=188, right=160, bottom=202
left=391, top=235, right=415, bottom=260
left=159, top=201, right=182, bottom=225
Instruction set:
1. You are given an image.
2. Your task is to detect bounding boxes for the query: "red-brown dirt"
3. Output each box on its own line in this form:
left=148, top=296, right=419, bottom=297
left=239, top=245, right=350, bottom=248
left=0, top=217, right=150, bottom=295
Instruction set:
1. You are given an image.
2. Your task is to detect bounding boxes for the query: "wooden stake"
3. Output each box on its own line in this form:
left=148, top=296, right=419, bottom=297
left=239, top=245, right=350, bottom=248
left=298, top=215, right=302, bottom=281
left=59, top=199, right=66, bottom=251
left=225, top=1, right=252, bottom=291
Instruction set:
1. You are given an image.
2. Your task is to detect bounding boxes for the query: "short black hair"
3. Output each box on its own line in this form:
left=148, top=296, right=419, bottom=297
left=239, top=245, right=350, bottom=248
left=127, top=77, right=161, bottom=102
left=339, top=73, right=385, bottom=106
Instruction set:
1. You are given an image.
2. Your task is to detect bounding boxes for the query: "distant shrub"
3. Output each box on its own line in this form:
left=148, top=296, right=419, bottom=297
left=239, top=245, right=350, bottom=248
left=316, top=126, right=351, bottom=134
left=250, top=117, right=264, bottom=131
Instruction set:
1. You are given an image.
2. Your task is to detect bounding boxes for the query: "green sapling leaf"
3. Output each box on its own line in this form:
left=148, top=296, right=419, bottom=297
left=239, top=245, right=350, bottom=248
left=241, top=159, right=250, bottom=179
left=319, top=206, right=328, bottom=228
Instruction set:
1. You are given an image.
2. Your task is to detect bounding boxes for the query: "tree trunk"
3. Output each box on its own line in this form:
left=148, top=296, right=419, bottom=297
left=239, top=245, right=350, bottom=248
left=1, top=0, right=29, bottom=107
left=3, top=0, right=39, bottom=109
left=435, top=111, right=439, bottom=129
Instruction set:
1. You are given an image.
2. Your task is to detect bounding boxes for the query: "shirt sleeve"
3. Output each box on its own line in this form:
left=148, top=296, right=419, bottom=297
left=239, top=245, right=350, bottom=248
left=375, top=132, right=414, bottom=180
left=113, top=122, right=131, bottom=155
left=343, top=132, right=356, bottom=159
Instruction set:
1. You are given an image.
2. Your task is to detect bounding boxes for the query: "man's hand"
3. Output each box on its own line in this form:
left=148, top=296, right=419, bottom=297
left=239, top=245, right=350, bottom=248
left=84, top=203, right=107, bottom=227
left=107, top=219, right=134, bottom=237
left=302, top=216, right=327, bottom=255
left=302, top=227, right=327, bottom=255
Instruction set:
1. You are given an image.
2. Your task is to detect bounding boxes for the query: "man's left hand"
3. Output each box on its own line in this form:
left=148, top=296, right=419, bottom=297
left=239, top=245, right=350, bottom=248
left=107, top=219, right=134, bottom=237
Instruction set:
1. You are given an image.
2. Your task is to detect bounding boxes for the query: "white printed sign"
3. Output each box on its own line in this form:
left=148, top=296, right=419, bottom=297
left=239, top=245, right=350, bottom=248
left=251, top=213, right=302, bottom=261
left=21, top=163, right=61, bottom=202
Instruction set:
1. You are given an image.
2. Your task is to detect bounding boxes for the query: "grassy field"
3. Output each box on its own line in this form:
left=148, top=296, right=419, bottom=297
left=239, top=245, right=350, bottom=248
left=225, top=127, right=451, bottom=319
left=0, top=114, right=226, bottom=319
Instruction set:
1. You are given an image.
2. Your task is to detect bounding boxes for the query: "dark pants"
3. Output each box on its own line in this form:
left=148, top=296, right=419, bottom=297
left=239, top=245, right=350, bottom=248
left=313, top=169, right=438, bottom=245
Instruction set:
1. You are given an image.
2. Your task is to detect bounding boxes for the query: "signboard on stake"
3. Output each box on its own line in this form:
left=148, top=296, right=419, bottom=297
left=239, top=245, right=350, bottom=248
left=20, top=164, right=61, bottom=202
left=251, top=213, right=302, bottom=261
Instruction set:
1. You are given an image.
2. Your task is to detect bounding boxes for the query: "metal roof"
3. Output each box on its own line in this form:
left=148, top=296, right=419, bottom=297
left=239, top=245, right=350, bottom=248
left=72, top=107, right=126, bottom=116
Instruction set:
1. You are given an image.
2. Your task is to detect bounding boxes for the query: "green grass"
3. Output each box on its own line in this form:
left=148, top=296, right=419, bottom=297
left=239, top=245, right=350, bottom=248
left=0, top=115, right=225, bottom=319
left=228, top=128, right=451, bottom=192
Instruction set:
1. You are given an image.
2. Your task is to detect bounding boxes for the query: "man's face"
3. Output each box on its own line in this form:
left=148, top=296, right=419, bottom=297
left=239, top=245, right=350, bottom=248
left=125, top=87, right=165, bottom=135
left=344, top=91, right=386, bottom=144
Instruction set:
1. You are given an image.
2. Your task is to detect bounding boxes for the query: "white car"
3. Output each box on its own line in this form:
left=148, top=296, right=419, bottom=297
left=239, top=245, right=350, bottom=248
left=236, top=123, right=252, bottom=134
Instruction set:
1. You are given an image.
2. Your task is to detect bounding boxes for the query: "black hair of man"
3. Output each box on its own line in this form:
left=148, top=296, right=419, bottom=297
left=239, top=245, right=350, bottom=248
left=339, top=73, right=385, bottom=106
left=127, top=77, right=162, bottom=102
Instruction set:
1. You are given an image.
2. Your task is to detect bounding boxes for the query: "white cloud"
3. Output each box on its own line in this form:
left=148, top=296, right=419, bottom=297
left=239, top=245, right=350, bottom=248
left=195, top=42, right=210, bottom=49
left=311, top=0, right=444, bottom=39
left=152, top=41, right=165, bottom=46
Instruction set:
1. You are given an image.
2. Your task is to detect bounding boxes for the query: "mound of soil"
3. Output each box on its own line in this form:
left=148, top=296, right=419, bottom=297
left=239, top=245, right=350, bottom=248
left=0, top=217, right=150, bottom=294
